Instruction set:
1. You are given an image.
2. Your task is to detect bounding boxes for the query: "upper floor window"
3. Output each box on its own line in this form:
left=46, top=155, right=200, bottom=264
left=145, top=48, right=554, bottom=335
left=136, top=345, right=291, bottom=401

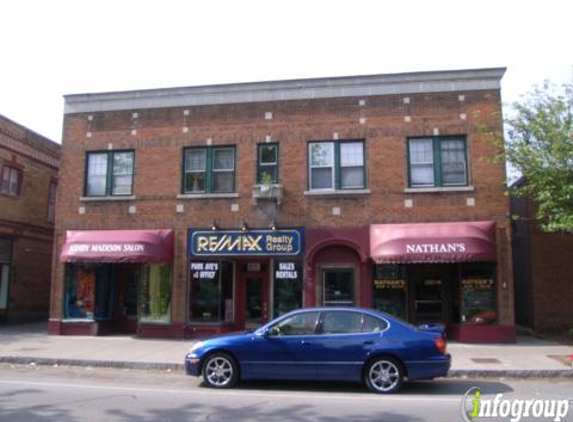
left=308, top=140, right=365, bottom=191
left=183, top=146, right=235, bottom=194
left=85, top=150, right=134, bottom=197
left=47, top=180, right=57, bottom=224
left=408, top=136, right=468, bottom=188
left=1, top=166, right=22, bottom=196
left=257, top=143, right=279, bottom=184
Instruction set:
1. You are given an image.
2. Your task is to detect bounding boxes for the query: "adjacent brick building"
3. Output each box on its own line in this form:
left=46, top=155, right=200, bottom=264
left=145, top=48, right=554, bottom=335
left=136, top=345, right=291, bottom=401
left=511, top=180, right=573, bottom=336
left=0, top=114, right=60, bottom=322
left=50, top=68, right=515, bottom=342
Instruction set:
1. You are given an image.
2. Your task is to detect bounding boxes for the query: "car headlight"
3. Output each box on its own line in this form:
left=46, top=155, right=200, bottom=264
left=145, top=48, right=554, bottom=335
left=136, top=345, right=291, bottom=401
left=188, top=341, right=204, bottom=353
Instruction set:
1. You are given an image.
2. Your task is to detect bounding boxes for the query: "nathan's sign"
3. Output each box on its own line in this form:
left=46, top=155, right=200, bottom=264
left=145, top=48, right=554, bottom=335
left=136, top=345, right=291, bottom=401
left=406, top=242, right=466, bottom=254
left=189, top=229, right=304, bottom=256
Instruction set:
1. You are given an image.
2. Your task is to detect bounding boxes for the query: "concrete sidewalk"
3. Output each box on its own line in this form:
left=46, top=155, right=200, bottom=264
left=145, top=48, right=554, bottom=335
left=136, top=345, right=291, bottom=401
left=1, top=322, right=572, bottom=377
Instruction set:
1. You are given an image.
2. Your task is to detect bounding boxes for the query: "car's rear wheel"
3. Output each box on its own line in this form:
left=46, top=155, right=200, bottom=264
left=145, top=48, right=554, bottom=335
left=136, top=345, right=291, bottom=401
left=364, top=356, right=403, bottom=394
left=202, top=353, right=239, bottom=389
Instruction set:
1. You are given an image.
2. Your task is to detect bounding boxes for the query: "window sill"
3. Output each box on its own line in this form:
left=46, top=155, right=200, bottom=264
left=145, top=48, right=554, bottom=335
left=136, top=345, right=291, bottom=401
left=0, top=192, right=21, bottom=199
left=303, top=188, right=371, bottom=197
left=177, top=193, right=239, bottom=199
left=80, top=195, right=136, bottom=202
left=404, top=186, right=474, bottom=193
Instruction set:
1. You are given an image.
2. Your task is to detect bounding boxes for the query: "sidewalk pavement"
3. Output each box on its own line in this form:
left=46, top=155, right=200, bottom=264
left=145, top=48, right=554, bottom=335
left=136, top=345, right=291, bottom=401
left=1, top=322, right=572, bottom=378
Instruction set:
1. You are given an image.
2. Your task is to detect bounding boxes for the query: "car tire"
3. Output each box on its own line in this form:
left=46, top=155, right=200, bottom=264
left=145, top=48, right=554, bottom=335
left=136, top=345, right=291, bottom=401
left=202, top=352, right=239, bottom=389
left=364, top=356, right=404, bottom=394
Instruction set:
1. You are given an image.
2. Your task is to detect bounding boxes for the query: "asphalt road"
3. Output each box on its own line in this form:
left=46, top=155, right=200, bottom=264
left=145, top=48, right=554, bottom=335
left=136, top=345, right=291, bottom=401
left=0, top=364, right=572, bottom=422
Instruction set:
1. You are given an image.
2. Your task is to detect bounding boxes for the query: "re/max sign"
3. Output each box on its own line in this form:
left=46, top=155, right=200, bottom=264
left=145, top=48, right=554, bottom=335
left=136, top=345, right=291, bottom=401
left=189, top=229, right=303, bottom=256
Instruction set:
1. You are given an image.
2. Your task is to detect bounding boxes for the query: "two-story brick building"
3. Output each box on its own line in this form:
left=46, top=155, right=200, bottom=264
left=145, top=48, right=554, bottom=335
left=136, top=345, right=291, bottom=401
left=50, top=68, right=515, bottom=342
left=0, top=114, right=60, bottom=322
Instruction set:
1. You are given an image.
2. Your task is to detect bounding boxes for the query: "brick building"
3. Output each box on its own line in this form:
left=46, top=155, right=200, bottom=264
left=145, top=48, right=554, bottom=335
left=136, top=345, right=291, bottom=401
left=50, top=68, right=515, bottom=342
left=0, top=114, right=60, bottom=322
left=511, top=179, right=573, bottom=336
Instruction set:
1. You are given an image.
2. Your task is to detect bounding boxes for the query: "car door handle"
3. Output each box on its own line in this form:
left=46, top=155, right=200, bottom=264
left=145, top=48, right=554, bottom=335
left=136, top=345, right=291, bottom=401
left=301, top=340, right=313, bottom=346
left=363, top=340, right=375, bottom=345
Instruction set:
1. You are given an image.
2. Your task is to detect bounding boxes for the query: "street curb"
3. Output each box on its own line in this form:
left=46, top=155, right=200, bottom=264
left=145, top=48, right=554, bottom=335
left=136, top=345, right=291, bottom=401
left=1, top=356, right=572, bottom=378
left=0, top=356, right=182, bottom=371
left=447, top=369, right=573, bottom=379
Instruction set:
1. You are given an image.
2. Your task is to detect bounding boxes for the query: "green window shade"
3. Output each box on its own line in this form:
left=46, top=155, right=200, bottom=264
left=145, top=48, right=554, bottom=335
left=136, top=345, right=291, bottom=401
left=139, top=264, right=172, bottom=323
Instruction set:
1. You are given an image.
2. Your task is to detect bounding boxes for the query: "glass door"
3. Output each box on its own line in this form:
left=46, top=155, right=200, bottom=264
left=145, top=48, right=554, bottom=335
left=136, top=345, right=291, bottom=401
left=114, top=264, right=139, bottom=333
left=239, top=259, right=270, bottom=330
left=323, top=269, right=355, bottom=306
left=246, top=277, right=263, bottom=329
left=0, top=264, right=9, bottom=316
left=414, top=278, right=443, bottom=324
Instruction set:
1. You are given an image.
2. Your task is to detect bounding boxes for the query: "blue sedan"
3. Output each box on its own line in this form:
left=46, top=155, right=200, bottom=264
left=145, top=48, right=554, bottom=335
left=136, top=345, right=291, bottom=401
left=184, top=307, right=451, bottom=393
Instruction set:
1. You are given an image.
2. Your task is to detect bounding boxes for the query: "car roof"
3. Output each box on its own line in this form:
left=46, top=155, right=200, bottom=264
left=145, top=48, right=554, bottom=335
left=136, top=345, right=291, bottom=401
left=289, top=307, right=386, bottom=315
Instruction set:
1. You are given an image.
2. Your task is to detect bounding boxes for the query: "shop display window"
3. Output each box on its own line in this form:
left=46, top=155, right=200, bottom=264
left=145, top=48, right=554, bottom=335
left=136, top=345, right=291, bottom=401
left=373, top=264, right=407, bottom=320
left=64, top=264, right=113, bottom=320
left=139, top=264, right=172, bottom=323
left=460, top=263, right=496, bottom=325
left=273, top=261, right=303, bottom=317
left=189, top=261, right=234, bottom=322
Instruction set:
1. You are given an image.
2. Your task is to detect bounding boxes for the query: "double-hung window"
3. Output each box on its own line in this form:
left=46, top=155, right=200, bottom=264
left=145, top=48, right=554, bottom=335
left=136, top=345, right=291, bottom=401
left=257, top=143, right=279, bottom=184
left=1, top=166, right=22, bottom=196
left=183, top=146, right=235, bottom=194
left=85, top=150, right=135, bottom=197
left=308, top=140, right=365, bottom=190
left=408, top=136, right=468, bottom=188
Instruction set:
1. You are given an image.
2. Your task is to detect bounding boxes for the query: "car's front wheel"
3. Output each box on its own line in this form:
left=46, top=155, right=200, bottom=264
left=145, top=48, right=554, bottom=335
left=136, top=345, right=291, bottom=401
left=202, top=353, right=239, bottom=389
left=364, top=356, right=404, bottom=394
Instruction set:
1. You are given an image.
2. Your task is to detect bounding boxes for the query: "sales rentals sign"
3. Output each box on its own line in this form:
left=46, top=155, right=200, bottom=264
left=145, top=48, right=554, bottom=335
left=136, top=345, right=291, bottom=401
left=188, top=229, right=304, bottom=256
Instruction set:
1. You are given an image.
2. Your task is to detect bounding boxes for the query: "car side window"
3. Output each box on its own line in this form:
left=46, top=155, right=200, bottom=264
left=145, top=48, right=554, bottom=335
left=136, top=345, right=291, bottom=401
left=362, top=314, right=387, bottom=333
left=321, top=311, right=363, bottom=334
left=271, top=311, right=320, bottom=336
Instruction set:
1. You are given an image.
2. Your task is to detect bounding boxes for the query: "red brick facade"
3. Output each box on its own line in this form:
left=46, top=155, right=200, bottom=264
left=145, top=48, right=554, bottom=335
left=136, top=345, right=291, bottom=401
left=50, top=69, right=515, bottom=342
left=0, top=114, right=60, bottom=322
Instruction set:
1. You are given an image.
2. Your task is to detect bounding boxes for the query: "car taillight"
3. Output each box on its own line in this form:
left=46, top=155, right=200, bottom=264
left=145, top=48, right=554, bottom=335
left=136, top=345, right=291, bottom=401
left=434, top=337, right=447, bottom=354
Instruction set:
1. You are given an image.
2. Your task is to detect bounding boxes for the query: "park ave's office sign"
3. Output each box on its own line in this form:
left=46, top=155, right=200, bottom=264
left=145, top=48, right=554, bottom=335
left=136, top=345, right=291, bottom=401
left=189, top=229, right=304, bottom=256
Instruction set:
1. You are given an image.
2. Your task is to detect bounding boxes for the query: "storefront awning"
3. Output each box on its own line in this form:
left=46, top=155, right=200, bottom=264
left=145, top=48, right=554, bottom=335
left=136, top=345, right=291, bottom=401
left=370, top=221, right=496, bottom=263
left=60, top=230, right=174, bottom=263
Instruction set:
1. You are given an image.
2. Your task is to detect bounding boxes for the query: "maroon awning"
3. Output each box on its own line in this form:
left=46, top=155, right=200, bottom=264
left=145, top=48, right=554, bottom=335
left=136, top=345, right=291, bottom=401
left=60, top=230, right=174, bottom=263
left=370, top=221, right=496, bottom=264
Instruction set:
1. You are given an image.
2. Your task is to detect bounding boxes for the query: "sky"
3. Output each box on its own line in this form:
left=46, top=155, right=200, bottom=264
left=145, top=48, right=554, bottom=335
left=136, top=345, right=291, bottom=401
left=1, top=0, right=571, bottom=143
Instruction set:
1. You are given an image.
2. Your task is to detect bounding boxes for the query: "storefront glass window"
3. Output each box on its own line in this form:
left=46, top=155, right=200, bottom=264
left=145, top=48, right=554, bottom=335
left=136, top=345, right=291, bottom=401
left=139, top=264, right=172, bottom=323
left=64, top=264, right=113, bottom=320
left=189, top=261, right=234, bottom=322
left=273, top=261, right=303, bottom=317
left=373, top=264, right=407, bottom=320
left=460, top=263, right=496, bottom=325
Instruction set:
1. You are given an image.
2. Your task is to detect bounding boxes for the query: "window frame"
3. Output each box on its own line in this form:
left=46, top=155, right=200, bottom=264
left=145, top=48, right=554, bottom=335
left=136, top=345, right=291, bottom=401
left=256, top=143, right=279, bottom=184
left=182, top=146, right=236, bottom=194
left=84, top=150, right=135, bottom=197
left=307, top=139, right=366, bottom=191
left=407, top=136, right=469, bottom=188
left=1, top=165, right=23, bottom=196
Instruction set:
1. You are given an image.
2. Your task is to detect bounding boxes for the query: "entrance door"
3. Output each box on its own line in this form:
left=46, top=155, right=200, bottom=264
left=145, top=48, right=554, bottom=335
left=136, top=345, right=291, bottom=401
left=115, top=265, right=140, bottom=333
left=246, top=277, right=263, bottom=329
left=0, top=264, right=10, bottom=319
left=413, top=278, right=443, bottom=325
left=238, top=259, right=270, bottom=330
left=323, top=269, right=355, bottom=306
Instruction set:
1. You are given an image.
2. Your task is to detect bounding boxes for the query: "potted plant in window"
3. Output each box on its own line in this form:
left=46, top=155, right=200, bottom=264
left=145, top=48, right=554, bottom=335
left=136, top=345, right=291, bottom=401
left=252, top=171, right=283, bottom=204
